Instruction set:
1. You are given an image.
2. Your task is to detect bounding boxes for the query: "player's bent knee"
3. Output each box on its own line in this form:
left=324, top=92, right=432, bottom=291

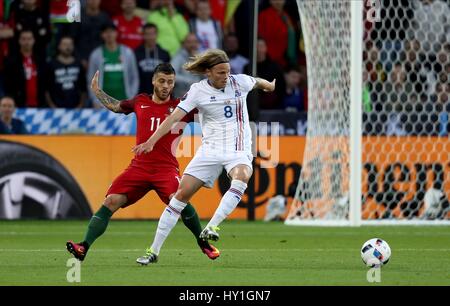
left=103, top=194, right=126, bottom=212
left=230, top=166, right=253, bottom=183
left=236, top=173, right=252, bottom=183
left=173, top=179, right=199, bottom=203
left=174, top=191, right=189, bottom=203
left=174, top=187, right=193, bottom=203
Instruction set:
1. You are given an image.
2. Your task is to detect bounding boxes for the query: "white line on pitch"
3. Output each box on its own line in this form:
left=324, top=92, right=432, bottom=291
left=0, top=248, right=449, bottom=252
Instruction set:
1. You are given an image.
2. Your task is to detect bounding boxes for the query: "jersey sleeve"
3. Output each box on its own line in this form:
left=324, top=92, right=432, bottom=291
left=182, top=108, right=199, bottom=123
left=177, top=84, right=199, bottom=114
left=235, top=74, right=257, bottom=92
left=119, top=97, right=137, bottom=114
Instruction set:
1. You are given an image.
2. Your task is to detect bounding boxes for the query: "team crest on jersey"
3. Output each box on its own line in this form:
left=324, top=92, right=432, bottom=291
left=210, top=96, right=216, bottom=102
left=168, top=107, right=174, bottom=113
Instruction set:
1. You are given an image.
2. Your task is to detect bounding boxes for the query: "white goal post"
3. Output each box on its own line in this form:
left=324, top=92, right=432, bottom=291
left=286, top=0, right=450, bottom=226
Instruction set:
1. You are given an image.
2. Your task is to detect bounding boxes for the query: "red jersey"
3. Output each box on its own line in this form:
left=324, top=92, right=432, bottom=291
left=112, top=14, right=144, bottom=50
left=120, top=94, right=195, bottom=169
left=23, top=55, right=38, bottom=107
left=258, top=6, right=292, bottom=67
left=210, top=0, right=226, bottom=26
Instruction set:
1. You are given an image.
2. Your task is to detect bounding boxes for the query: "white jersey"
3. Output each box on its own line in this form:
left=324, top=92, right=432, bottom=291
left=177, top=74, right=256, bottom=154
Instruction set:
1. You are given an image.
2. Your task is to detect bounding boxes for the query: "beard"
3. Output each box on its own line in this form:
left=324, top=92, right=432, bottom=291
left=154, top=87, right=170, bottom=100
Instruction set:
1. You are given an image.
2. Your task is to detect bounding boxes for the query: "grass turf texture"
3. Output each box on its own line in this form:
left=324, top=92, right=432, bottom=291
left=0, top=220, right=449, bottom=285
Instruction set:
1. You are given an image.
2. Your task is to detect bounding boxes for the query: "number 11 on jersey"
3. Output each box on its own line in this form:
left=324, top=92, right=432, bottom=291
left=150, top=117, right=161, bottom=131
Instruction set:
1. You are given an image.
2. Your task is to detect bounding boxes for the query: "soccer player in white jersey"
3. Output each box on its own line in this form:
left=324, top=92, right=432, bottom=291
left=133, top=49, right=275, bottom=264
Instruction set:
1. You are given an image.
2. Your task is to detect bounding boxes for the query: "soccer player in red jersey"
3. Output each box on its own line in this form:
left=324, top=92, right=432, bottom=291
left=66, top=63, right=219, bottom=261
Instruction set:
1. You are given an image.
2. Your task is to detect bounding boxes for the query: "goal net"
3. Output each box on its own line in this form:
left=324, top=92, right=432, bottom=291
left=286, top=0, right=450, bottom=225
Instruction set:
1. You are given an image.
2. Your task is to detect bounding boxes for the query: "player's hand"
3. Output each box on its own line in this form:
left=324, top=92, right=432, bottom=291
left=263, top=79, right=276, bottom=92
left=91, top=70, right=100, bottom=94
left=132, top=139, right=155, bottom=155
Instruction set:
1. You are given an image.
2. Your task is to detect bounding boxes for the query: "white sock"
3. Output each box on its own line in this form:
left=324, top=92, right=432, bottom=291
left=150, top=197, right=187, bottom=255
left=207, top=180, right=247, bottom=228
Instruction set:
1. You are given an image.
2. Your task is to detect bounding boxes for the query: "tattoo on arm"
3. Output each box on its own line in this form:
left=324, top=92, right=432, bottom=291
left=95, top=89, right=122, bottom=113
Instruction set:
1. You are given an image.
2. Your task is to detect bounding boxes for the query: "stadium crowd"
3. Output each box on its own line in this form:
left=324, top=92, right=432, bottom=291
left=363, top=0, right=449, bottom=136
left=0, top=0, right=448, bottom=135
left=0, top=0, right=306, bottom=111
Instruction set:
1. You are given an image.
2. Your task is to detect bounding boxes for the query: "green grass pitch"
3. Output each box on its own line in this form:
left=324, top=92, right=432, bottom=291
left=0, top=220, right=449, bottom=285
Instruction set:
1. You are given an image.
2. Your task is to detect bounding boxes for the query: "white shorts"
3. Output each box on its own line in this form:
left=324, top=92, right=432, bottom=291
left=183, top=147, right=253, bottom=188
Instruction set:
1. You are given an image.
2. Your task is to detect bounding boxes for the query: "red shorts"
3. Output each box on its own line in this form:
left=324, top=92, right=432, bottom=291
left=106, top=163, right=180, bottom=207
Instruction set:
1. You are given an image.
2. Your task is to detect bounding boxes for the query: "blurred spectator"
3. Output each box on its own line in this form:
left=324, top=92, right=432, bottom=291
left=135, top=23, right=171, bottom=94
left=188, top=0, right=223, bottom=52
left=386, top=62, right=431, bottom=136
left=147, top=0, right=189, bottom=57
left=412, top=0, right=449, bottom=55
left=391, top=63, right=408, bottom=90
left=436, top=82, right=449, bottom=105
left=76, top=0, right=111, bottom=70
left=258, top=0, right=297, bottom=68
left=402, top=39, right=433, bottom=99
left=438, top=62, right=449, bottom=85
left=87, top=22, right=139, bottom=107
left=244, top=38, right=285, bottom=110
left=112, top=0, right=145, bottom=50
left=182, top=0, right=227, bottom=26
left=365, top=43, right=387, bottom=110
left=4, top=30, right=46, bottom=107
left=366, top=43, right=387, bottom=84
left=433, top=42, right=449, bottom=82
left=0, top=2, right=15, bottom=97
left=0, top=96, right=28, bottom=134
left=283, top=66, right=305, bottom=112
left=45, top=36, right=87, bottom=108
left=387, top=62, right=411, bottom=112
left=171, top=32, right=201, bottom=98
left=224, top=33, right=248, bottom=74
left=368, top=0, right=414, bottom=42
left=11, top=0, right=50, bottom=57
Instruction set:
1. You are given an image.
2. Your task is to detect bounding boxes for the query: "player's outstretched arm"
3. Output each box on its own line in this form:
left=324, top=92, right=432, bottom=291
left=132, top=107, right=187, bottom=155
left=91, top=70, right=123, bottom=113
left=254, top=77, right=276, bottom=92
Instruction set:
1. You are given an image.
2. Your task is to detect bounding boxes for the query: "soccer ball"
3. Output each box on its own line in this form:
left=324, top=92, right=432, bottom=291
left=361, top=238, right=391, bottom=268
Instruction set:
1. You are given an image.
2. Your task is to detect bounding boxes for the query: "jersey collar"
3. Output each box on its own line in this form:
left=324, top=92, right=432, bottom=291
left=207, top=79, right=226, bottom=93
